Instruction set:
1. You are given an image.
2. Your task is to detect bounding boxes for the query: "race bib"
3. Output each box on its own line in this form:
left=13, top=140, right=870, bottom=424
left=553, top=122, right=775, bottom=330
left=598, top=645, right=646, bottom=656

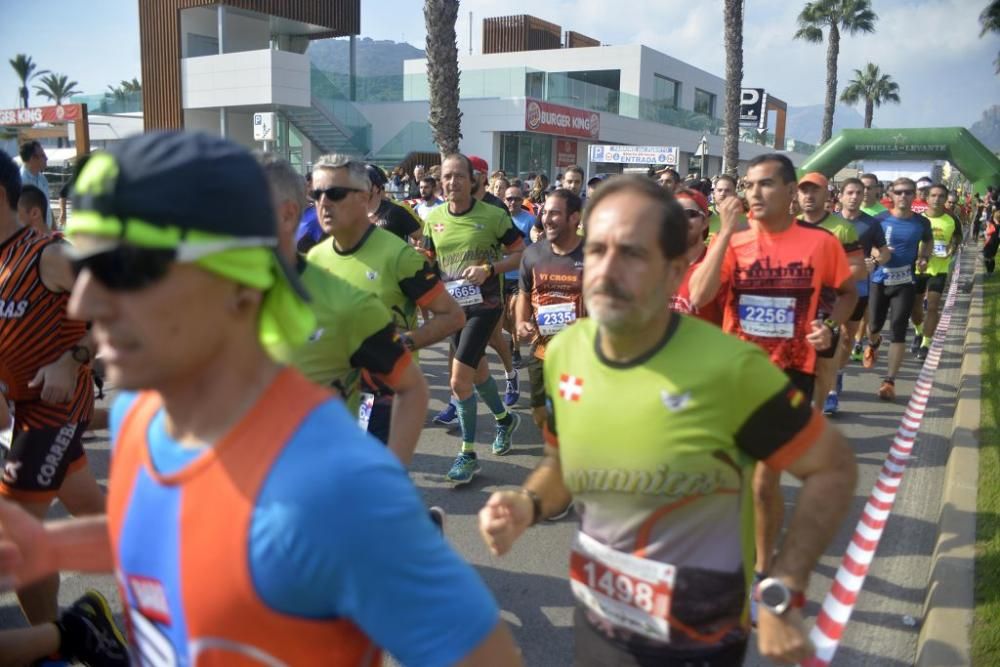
left=569, top=531, right=675, bottom=642
left=737, top=294, right=795, bottom=338
left=933, top=242, right=949, bottom=258
left=445, top=279, right=484, bottom=307
left=536, top=302, right=577, bottom=336
left=883, top=265, right=912, bottom=286
left=357, top=392, right=375, bottom=431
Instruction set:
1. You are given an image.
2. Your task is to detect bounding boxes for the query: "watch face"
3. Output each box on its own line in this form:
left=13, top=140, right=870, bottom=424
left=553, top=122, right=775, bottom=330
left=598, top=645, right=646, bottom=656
left=760, top=582, right=788, bottom=607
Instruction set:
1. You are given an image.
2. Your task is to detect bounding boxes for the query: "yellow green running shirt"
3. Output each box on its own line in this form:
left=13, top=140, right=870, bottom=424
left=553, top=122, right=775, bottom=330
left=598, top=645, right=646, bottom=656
left=543, top=315, right=822, bottom=652
left=423, top=199, right=523, bottom=313
left=266, top=259, right=411, bottom=414
left=920, top=212, right=960, bottom=276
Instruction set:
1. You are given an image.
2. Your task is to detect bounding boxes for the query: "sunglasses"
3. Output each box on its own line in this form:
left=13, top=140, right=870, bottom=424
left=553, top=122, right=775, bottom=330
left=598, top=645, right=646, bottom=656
left=504, top=196, right=522, bottom=202
left=892, top=190, right=916, bottom=196
left=682, top=209, right=705, bottom=219
left=309, top=186, right=365, bottom=202
left=69, top=238, right=277, bottom=291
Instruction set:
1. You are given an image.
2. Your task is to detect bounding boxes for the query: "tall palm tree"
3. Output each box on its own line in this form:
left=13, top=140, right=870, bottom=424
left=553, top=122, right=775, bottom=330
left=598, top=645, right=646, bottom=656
left=8, top=54, right=49, bottom=108
left=981, top=0, right=1000, bottom=73
left=840, top=63, right=900, bottom=128
left=723, top=0, right=744, bottom=175
left=33, top=73, right=82, bottom=105
left=794, top=0, right=877, bottom=144
left=424, top=0, right=462, bottom=156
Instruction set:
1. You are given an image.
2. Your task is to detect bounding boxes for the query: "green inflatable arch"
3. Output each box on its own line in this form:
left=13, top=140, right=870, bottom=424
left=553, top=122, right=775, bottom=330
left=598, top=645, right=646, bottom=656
left=798, top=127, right=1000, bottom=194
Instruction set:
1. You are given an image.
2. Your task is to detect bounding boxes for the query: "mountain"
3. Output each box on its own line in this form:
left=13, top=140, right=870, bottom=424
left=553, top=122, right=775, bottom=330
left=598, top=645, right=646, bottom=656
left=308, top=37, right=424, bottom=76
left=784, top=104, right=866, bottom=144
left=969, top=105, right=1000, bottom=152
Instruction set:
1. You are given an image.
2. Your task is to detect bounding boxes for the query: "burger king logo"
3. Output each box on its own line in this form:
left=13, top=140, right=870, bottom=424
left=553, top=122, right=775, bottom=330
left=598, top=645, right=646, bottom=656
left=526, top=101, right=541, bottom=131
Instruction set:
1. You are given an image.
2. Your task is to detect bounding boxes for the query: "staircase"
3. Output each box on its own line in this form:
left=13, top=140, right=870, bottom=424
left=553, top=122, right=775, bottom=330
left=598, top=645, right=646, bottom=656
left=285, top=65, right=372, bottom=157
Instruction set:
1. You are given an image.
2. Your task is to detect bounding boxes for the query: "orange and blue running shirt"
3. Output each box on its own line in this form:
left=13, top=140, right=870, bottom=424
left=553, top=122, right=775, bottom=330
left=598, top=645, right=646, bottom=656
left=107, top=369, right=499, bottom=666
left=715, top=221, right=852, bottom=375
left=0, top=227, right=91, bottom=427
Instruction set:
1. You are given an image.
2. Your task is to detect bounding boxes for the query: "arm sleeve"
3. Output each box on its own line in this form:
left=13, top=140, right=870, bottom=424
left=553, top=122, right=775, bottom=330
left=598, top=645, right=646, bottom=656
left=250, top=408, right=500, bottom=667
left=350, top=322, right=412, bottom=390
left=396, top=245, right=445, bottom=305
left=729, top=349, right=823, bottom=470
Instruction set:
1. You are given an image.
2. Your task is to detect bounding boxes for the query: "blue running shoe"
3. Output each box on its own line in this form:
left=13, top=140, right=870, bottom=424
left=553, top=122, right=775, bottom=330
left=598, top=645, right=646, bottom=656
left=823, top=391, right=839, bottom=416
left=492, top=412, right=521, bottom=456
left=503, top=370, right=520, bottom=407
left=432, top=401, right=457, bottom=425
left=446, top=452, right=480, bottom=484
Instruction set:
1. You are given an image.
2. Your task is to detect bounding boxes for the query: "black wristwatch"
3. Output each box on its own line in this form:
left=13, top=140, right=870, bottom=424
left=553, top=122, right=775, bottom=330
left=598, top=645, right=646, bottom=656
left=70, top=344, right=92, bottom=364
left=398, top=332, right=417, bottom=352
left=520, top=488, right=543, bottom=526
left=823, top=318, right=839, bottom=334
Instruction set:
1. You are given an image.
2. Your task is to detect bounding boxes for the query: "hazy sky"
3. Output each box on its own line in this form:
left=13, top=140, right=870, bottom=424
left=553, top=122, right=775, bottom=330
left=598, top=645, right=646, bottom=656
left=1, top=0, right=997, bottom=130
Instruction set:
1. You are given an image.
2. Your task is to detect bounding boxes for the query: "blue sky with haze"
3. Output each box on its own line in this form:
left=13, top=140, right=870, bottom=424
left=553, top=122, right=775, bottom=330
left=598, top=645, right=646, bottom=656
left=1, top=0, right=997, bottom=129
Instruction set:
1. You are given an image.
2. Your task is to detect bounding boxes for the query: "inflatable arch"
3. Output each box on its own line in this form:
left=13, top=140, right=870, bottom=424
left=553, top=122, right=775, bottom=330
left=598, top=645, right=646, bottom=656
left=798, top=127, right=1000, bottom=194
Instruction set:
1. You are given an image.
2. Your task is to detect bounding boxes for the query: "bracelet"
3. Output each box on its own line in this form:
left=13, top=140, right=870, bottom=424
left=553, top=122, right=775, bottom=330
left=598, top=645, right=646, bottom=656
left=823, top=318, right=839, bottom=333
left=485, top=262, right=495, bottom=277
left=519, top=488, right=543, bottom=526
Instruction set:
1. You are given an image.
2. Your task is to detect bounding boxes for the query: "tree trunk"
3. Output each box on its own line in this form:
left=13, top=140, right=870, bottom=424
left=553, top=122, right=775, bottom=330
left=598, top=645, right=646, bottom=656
left=864, top=99, right=873, bottom=128
left=821, top=23, right=840, bottom=144
left=424, top=0, right=463, bottom=157
left=19, top=86, right=29, bottom=109
left=722, top=0, right=744, bottom=175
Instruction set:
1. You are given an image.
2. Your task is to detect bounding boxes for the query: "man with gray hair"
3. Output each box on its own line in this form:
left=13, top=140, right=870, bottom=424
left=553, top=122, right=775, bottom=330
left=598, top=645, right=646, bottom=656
left=258, top=154, right=429, bottom=464
left=306, top=153, right=465, bottom=445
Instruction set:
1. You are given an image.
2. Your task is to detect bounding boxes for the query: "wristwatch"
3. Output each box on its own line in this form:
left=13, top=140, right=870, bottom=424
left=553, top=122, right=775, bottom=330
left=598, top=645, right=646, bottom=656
left=519, top=488, right=543, bottom=526
left=755, top=577, right=806, bottom=616
left=70, top=344, right=92, bottom=364
left=398, top=332, right=417, bottom=352
left=823, top=318, right=839, bottom=334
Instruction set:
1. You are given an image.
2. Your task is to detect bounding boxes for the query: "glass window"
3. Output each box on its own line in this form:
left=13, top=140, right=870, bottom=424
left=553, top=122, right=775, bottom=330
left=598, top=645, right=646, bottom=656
left=694, top=89, right=716, bottom=117
left=653, top=75, right=680, bottom=109
left=526, top=71, right=545, bottom=99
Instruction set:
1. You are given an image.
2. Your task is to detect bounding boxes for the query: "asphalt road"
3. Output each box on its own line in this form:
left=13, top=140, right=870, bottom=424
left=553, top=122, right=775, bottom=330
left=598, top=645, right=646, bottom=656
left=0, top=249, right=974, bottom=667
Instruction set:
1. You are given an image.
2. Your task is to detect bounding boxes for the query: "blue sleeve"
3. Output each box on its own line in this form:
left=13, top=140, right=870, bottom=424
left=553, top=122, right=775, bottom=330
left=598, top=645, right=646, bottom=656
left=249, top=400, right=499, bottom=667
left=109, top=392, right=140, bottom=454
left=295, top=208, right=321, bottom=243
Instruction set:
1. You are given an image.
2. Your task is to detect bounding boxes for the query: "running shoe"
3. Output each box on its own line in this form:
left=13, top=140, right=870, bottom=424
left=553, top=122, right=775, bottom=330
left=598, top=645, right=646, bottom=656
left=911, top=334, right=923, bottom=356
left=57, top=590, right=129, bottom=667
left=432, top=402, right=457, bottom=425
left=504, top=370, right=520, bottom=407
left=850, top=342, right=863, bottom=362
left=877, top=379, right=896, bottom=401
left=917, top=345, right=929, bottom=361
left=492, top=412, right=521, bottom=456
left=428, top=506, right=446, bottom=533
left=446, top=452, right=481, bottom=484
left=863, top=342, right=879, bottom=369
left=823, top=392, right=839, bottom=416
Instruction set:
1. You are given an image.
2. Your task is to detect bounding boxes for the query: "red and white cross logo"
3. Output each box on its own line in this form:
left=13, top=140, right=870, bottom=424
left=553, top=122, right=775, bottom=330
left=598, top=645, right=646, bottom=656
left=559, top=374, right=584, bottom=401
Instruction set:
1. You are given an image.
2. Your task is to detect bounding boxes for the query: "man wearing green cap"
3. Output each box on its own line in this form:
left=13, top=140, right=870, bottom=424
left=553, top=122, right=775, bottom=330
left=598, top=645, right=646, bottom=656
left=258, top=154, right=428, bottom=465
left=0, top=132, right=521, bottom=666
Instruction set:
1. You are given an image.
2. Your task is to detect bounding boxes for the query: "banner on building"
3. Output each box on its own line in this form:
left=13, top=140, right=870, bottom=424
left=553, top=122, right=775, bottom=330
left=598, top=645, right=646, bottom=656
left=0, top=104, right=84, bottom=126
left=525, top=99, right=600, bottom=140
left=556, top=139, right=578, bottom=167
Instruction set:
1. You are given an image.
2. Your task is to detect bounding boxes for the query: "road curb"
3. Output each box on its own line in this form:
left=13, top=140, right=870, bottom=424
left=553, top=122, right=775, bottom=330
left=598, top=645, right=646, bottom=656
left=915, top=260, right=981, bottom=667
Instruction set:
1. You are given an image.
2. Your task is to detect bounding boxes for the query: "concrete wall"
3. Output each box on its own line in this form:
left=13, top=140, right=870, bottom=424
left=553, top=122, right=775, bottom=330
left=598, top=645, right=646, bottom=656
left=180, top=6, right=217, bottom=58
left=224, top=9, right=270, bottom=53
left=181, top=49, right=310, bottom=108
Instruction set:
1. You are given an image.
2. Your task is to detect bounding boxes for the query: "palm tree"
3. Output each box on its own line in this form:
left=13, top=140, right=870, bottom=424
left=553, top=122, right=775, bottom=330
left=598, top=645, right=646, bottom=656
left=33, top=73, right=82, bottom=105
left=794, top=0, right=877, bottom=144
left=840, top=63, right=900, bottom=128
left=981, top=0, right=1000, bottom=73
left=424, top=0, right=462, bottom=156
left=9, top=54, right=49, bottom=108
left=120, top=77, right=142, bottom=94
left=722, top=0, right=744, bottom=175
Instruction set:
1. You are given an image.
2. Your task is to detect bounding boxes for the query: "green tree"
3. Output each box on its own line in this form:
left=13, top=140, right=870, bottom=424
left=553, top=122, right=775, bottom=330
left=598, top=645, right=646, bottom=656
left=794, top=0, right=877, bottom=144
left=423, top=0, right=462, bottom=156
left=981, top=0, right=1000, bottom=73
left=723, top=0, right=745, bottom=174
left=8, top=54, right=49, bottom=108
left=33, top=73, right=82, bottom=105
left=120, top=77, right=142, bottom=94
left=840, top=63, right=900, bottom=128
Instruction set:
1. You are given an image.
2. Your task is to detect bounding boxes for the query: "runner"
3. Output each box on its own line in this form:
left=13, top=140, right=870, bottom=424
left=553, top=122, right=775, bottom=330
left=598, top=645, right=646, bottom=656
left=688, top=154, right=857, bottom=613
left=0, top=150, right=107, bottom=628
left=413, top=175, right=445, bottom=221
left=424, top=153, right=525, bottom=484
left=0, top=131, right=522, bottom=666
left=706, top=174, right=747, bottom=246
left=305, top=154, right=464, bottom=445
left=516, top=188, right=584, bottom=432
left=859, top=173, right=887, bottom=217
left=670, top=187, right=724, bottom=325
left=912, top=176, right=933, bottom=215
left=479, top=175, right=856, bottom=666
left=865, top=177, right=933, bottom=400
left=828, top=178, right=891, bottom=413
left=795, top=173, right=865, bottom=414
left=258, top=154, right=428, bottom=464
left=911, top=183, right=962, bottom=361
left=504, top=184, right=539, bottom=369
left=365, top=163, right=424, bottom=243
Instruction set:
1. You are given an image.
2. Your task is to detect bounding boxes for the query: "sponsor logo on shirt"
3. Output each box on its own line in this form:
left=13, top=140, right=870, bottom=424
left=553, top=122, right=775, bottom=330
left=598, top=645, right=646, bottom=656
left=660, top=390, right=691, bottom=412
left=559, top=374, right=584, bottom=401
left=129, top=575, right=172, bottom=625
left=366, top=270, right=378, bottom=281
left=0, top=299, right=29, bottom=319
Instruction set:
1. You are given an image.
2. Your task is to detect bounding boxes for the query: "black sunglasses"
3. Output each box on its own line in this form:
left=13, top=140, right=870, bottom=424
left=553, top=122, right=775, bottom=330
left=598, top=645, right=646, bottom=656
left=309, top=186, right=364, bottom=202
left=892, top=189, right=916, bottom=196
left=69, top=239, right=277, bottom=291
left=683, top=209, right=705, bottom=219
